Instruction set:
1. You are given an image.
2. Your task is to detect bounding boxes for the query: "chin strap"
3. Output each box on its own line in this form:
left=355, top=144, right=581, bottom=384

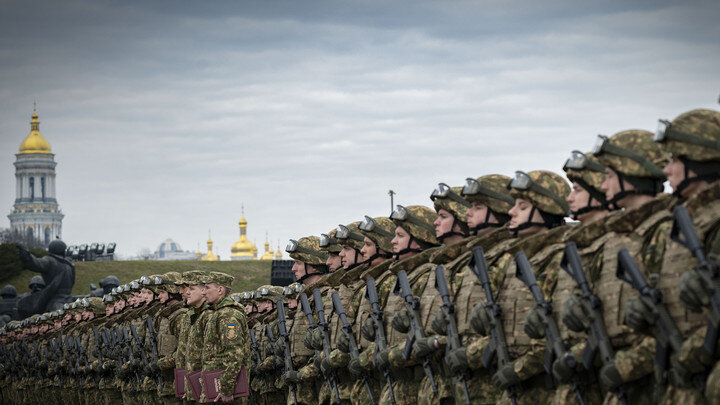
left=469, top=209, right=504, bottom=235
left=436, top=216, right=468, bottom=243
left=571, top=195, right=609, bottom=220
left=606, top=171, right=662, bottom=209
left=393, top=235, right=423, bottom=259
left=508, top=207, right=551, bottom=236
left=296, top=263, right=328, bottom=283
left=345, top=249, right=365, bottom=271
left=672, top=158, right=720, bottom=197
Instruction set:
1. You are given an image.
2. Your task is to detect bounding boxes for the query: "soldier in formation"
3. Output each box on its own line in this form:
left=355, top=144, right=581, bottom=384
left=2, top=106, right=720, bottom=405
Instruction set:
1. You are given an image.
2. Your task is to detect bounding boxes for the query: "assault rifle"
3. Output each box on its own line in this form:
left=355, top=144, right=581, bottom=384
left=331, top=291, right=375, bottom=405
left=248, top=329, right=260, bottom=398
left=122, top=326, right=140, bottom=393
left=670, top=205, right=720, bottom=357
left=146, top=316, right=163, bottom=391
left=561, top=242, right=626, bottom=403
left=277, top=299, right=298, bottom=405
left=516, top=251, right=585, bottom=405
left=616, top=248, right=685, bottom=387
left=434, top=265, right=470, bottom=405
left=394, top=270, right=437, bottom=394
left=313, top=289, right=341, bottom=403
left=366, top=276, right=396, bottom=404
left=469, top=246, right=518, bottom=405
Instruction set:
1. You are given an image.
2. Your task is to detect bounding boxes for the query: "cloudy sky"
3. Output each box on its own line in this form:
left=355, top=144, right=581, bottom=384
left=1, top=0, right=719, bottom=259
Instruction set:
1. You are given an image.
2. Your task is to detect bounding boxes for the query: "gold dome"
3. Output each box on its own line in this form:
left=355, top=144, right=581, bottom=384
left=202, top=237, right=218, bottom=261
left=259, top=238, right=274, bottom=260
left=275, top=244, right=282, bottom=260
left=231, top=214, right=257, bottom=259
left=19, top=109, right=52, bottom=154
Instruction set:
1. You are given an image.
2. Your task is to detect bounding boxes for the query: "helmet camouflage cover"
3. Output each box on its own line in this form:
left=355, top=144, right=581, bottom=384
left=336, top=221, right=365, bottom=251
left=461, top=174, right=514, bottom=215
left=359, top=216, right=395, bottom=254
left=431, top=185, right=470, bottom=223
left=509, top=170, right=571, bottom=217
left=390, top=205, right=439, bottom=246
left=319, top=228, right=342, bottom=254
left=659, top=108, right=720, bottom=162
left=287, top=236, right=329, bottom=266
left=564, top=151, right=607, bottom=198
left=594, top=129, right=667, bottom=179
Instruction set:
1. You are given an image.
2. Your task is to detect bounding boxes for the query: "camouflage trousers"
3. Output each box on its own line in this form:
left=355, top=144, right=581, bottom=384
left=318, top=370, right=352, bottom=405
left=350, top=374, right=382, bottom=405
left=600, top=374, right=654, bottom=405
left=496, top=375, right=554, bottom=405
left=453, top=369, right=501, bottom=405
left=552, top=383, right=603, bottom=405
left=378, top=368, right=419, bottom=405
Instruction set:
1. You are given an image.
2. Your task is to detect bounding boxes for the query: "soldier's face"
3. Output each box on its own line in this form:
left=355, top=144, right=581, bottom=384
left=601, top=168, right=634, bottom=205
left=82, top=310, right=92, bottom=320
left=509, top=198, right=545, bottom=236
left=292, top=260, right=308, bottom=279
left=74, top=312, right=82, bottom=322
left=568, top=182, right=591, bottom=211
left=434, top=209, right=459, bottom=238
left=326, top=254, right=342, bottom=272
left=158, top=290, right=170, bottom=303
left=39, top=324, right=48, bottom=333
left=180, top=286, right=189, bottom=300
left=186, top=285, right=205, bottom=307
left=663, top=156, right=694, bottom=194
left=361, top=237, right=378, bottom=263
left=245, top=304, right=254, bottom=313
left=391, top=226, right=421, bottom=259
left=339, top=246, right=357, bottom=269
left=202, top=283, right=224, bottom=304
left=106, top=305, right=114, bottom=317
left=466, top=203, right=497, bottom=229
left=288, top=298, right=298, bottom=309
left=257, top=300, right=272, bottom=313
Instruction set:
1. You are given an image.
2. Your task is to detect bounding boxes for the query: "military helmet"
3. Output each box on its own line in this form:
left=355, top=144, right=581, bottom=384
left=0, top=285, right=17, bottom=298
left=335, top=221, right=365, bottom=251
left=181, top=270, right=207, bottom=286
left=253, top=285, right=286, bottom=304
left=390, top=205, right=439, bottom=247
left=508, top=170, right=571, bottom=217
left=655, top=109, right=720, bottom=162
left=286, top=236, right=329, bottom=266
left=563, top=151, right=608, bottom=211
left=29, top=275, right=46, bottom=289
left=318, top=229, right=342, bottom=254
left=431, top=184, right=470, bottom=223
left=48, top=239, right=67, bottom=256
left=593, top=129, right=667, bottom=179
left=461, top=174, right=515, bottom=217
left=283, top=282, right=303, bottom=298
left=358, top=216, right=395, bottom=254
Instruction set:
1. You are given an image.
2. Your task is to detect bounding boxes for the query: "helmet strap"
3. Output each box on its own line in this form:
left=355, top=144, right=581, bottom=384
left=393, top=235, right=423, bottom=259
left=508, top=207, right=553, bottom=236
left=673, top=157, right=720, bottom=197
left=437, top=216, right=468, bottom=242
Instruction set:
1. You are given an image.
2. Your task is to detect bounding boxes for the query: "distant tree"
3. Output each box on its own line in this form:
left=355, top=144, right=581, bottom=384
left=137, top=248, right=152, bottom=260
left=0, top=228, right=46, bottom=250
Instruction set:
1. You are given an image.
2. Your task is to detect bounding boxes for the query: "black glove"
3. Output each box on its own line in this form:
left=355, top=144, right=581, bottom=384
left=374, top=348, right=389, bottom=370
left=282, top=370, right=300, bottom=385
left=337, top=332, right=350, bottom=353
left=492, top=362, right=521, bottom=390
left=274, top=339, right=284, bottom=357
left=320, top=356, right=332, bottom=378
left=391, top=310, right=411, bottom=333
left=523, top=307, right=546, bottom=339
left=348, top=358, right=363, bottom=377
left=552, top=357, right=575, bottom=384
left=446, top=347, right=468, bottom=375
left=599, top=363, right=624, bottom=392
left=361, top=318, right=376, bottom=342
left=431, top=310, right=448, bottom=336
left=470, top=302, right=492, bottom=336
left=311, top=328, right=324, bottom=350
left=624, top=296, right=656, bottom=331
left=412, top=336, right=438, bottom=359
left=303, top=329, right=315, bottom=350
left=562, top=294, right=589, bottom=332
left=679, top=270, right=712, bottom=313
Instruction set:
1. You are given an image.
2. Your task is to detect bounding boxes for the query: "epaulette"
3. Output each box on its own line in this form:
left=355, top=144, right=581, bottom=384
left=360, top=259, right=393, bottom=281
left=606, top=194, right=675, bottom=234
left=388, top=246, right=440, bottom=275
left=686, top=180, right=720, bottom=216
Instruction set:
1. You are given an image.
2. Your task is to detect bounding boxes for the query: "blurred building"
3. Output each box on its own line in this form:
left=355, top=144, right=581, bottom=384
left=152, top=238, right=196, bottom=260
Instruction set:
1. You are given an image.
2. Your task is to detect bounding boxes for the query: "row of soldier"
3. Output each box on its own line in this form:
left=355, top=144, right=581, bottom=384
left=239, top=107, right=720, bottom=405
left=0, top=270, right=250, bottom=404
left=1, top=106, right=719, bottom=405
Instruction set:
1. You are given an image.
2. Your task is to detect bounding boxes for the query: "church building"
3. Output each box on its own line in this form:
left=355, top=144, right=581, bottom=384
left=7, top=107, right=64, bottom=246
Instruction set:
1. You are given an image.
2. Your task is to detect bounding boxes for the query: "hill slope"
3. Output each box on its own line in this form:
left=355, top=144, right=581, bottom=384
left=4, top=260, right=272, bottom=296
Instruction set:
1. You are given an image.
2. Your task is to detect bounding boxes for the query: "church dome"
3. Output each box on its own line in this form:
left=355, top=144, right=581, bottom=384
left=202, top=236, right=219, bottom=261
left=259, top=239, right=274, bottom=260
left=231, top=213, right=257, bottom=260
left=156, top=238, right=182, bottom=258
left=19, top=109, right=52, bottom=154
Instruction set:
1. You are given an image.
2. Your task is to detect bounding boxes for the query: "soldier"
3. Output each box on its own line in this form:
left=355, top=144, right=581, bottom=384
left=179, top=270, right=210, bottom=402
left=467, top=170, right=571, bottom=405
left=250, top=285, right=286, bottom=404
left=198, top=271, right=250, bottom=403
left=561, top=129, right=670, bottom=405
left=283, top=236, right=330, bottom=405
left=649, top=108, right=720, bottom=404
left=320, top=228, right=344, bottom=272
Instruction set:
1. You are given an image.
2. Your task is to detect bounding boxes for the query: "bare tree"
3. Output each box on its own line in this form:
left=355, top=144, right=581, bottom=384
left=0, top=228, right=46, bottom=250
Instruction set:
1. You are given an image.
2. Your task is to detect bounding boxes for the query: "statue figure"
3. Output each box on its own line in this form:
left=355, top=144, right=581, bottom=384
left=0, top=285, right=19, bottom=320
left=16, top=239, right=75, bottom=315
